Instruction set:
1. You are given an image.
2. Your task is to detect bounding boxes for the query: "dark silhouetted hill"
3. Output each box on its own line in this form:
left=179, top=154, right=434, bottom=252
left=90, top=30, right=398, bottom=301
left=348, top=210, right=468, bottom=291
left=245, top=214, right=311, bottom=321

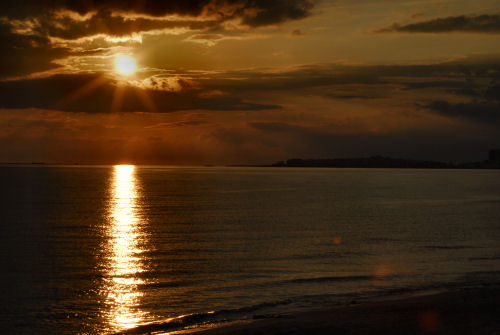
left=272, top=151, right=500, bottom=169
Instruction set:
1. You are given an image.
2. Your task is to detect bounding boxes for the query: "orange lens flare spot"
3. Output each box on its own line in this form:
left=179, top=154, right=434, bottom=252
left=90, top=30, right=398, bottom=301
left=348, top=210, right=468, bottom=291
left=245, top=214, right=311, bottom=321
left=373, top=264, right=391, bottom=281
left=420, top=311, right=440, bottom=333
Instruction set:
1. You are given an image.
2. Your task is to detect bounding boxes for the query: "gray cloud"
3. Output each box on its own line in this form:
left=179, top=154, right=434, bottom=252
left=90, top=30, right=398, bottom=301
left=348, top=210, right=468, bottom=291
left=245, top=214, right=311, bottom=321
left=379, top=14, right=500, bottom=34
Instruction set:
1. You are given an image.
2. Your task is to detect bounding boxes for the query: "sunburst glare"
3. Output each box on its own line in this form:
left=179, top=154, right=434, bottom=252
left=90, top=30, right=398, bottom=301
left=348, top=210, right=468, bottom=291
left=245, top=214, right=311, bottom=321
left=115, top=55, right=137, bottom=76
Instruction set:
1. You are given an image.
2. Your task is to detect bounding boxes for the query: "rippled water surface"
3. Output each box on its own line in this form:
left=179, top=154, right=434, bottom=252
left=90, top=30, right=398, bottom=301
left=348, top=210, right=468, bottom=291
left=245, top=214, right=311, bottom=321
left=1, top=166, right=500, bottom=334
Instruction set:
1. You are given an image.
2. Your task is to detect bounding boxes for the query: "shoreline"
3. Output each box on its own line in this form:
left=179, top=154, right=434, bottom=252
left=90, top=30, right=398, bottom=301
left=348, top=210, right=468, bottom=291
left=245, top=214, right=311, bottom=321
left=176, top=283, right=500, bottom=335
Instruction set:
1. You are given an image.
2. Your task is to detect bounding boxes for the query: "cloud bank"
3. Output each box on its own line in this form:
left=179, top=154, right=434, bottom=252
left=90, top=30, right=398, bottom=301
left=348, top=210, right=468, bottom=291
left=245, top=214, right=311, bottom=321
left=379, top=14, right=500, bottom=33
left=0, top=0, right=316, bottom=79
left=0, top=0, right=315, bottom=27
left=0, top=74, right=279, bottom=113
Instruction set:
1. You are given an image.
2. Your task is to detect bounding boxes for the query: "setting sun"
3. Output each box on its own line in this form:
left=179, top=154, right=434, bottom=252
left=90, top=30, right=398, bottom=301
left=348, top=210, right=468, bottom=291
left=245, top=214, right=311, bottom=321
left=115, top=55, right=137, bottom=75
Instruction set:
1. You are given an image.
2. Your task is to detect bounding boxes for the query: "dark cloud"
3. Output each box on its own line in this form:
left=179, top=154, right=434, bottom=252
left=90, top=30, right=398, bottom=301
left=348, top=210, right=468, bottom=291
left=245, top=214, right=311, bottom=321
left=145, top=120, right=209, bottom=128
left=485, top=83, right=500, bottom=101
left=199, top=58, right=500, bottom=129
left=379, top=14, right=500, bottom=34
left=0, top=0, right=315, bottom=27
left=0, top=1, right=315, bottom=79
left=0, top=1, right=210, bottom=19
left=34, top=10, right=219, bottom=40
left=238, top=0, right=313, bottom=27
left=0, top=74, right=279, bottom=113
left=323, top=93, right=378, bottom=100
left=413, top=70, right=500, bottom=125
left=2, top=54, right=500, bottom=120
left=423, top=100, right=500, bottom=124
left=290, top=29, right=305, bottom=36
left=63, top=0, right=211, bottom=17
left=197, top=64, right=385, bottom=92
left=249, top=122, right=301, bottom=132
left=400, top=80, right=475, bottom=90
left=193, top=58, right=500, bottom=100
left=2, top=52, right=499, bottom=112
left=0, top=23, right=69, bottom=79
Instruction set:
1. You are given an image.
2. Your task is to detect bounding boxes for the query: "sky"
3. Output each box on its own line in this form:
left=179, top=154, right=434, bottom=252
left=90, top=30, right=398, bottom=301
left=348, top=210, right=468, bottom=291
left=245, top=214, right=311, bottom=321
left=1, top=0, right=499, bottom=165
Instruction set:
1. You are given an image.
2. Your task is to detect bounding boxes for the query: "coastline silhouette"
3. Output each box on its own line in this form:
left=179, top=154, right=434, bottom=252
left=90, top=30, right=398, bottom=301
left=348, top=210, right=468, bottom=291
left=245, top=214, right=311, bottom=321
left=271, top=149, right=500, bottom=169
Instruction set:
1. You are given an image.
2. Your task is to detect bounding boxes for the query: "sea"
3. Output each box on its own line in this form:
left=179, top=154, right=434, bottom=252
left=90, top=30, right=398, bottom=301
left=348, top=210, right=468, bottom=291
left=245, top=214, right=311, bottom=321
left=1, top=165, right=500, bottom=334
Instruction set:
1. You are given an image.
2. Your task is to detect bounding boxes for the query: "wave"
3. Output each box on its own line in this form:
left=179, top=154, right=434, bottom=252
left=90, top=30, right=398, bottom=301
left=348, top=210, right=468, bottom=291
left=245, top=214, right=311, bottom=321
left=196, top=274, right=377, bottom=295
left=113, top=273, right=500, bottom=335
left=281, top=275, right=373, bottom=285
left=113, top=298, right=295, bottom=335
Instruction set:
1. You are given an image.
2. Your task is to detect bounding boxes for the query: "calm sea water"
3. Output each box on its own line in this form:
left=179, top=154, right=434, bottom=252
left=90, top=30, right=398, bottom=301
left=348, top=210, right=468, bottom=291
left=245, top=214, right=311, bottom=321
left=1, top=166, right=500, bottom=334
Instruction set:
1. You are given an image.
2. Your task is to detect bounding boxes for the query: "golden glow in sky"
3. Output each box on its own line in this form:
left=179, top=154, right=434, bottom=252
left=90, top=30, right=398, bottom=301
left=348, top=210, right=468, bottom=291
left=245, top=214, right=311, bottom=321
left=115, top=55, right=137, bottom=76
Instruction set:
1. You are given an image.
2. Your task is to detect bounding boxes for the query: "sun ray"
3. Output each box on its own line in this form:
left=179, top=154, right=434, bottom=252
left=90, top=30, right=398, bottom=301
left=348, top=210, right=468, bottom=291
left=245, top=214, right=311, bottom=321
left=111, top=84, right=126, bottom=113
left=53, top=75, right=107, bottom=110
left=132, top=86, right=157, bottom=113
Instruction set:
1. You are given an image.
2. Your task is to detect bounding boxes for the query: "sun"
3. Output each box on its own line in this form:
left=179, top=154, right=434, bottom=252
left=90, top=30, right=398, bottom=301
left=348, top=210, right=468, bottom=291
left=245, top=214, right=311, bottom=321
left=115, top=55, right=137, bottom=76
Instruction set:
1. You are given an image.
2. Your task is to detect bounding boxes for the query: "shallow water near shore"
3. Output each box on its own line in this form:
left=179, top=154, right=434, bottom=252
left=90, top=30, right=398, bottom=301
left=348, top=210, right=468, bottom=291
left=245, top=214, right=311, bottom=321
left=1, top=166, right=500, bottom=334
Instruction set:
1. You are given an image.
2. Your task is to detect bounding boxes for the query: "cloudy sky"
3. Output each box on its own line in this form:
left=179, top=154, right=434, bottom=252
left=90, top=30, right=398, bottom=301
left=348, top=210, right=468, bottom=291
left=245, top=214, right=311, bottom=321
left=1, top=0, right=499, bottom=165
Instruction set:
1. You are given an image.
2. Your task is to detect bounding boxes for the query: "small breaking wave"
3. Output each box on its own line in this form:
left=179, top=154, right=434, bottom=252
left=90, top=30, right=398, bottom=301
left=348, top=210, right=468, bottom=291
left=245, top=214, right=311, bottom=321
left=114, top=274, right=500, bottom=335
left=113, top=299, right=295, bottom=334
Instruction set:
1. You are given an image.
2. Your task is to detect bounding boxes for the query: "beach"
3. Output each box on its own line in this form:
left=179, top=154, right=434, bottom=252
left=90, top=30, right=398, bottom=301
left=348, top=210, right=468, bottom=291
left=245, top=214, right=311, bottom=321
left=179, top=284, right=500, bottom=335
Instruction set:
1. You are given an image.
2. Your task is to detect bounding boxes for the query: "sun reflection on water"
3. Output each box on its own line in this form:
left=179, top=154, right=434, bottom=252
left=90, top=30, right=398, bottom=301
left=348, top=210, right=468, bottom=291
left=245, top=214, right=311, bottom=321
left=103, top=165, right=149, bottom=331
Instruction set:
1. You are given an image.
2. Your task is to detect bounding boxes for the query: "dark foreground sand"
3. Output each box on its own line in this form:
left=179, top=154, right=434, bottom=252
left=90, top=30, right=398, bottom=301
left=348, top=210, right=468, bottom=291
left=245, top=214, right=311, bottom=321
left=180, top=285, right=500, bottom=335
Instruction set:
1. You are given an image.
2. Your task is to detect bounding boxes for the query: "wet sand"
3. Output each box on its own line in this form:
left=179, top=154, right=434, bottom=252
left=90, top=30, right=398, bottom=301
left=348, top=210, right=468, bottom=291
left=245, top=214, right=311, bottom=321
left=182, top=284, right=500, bottom=335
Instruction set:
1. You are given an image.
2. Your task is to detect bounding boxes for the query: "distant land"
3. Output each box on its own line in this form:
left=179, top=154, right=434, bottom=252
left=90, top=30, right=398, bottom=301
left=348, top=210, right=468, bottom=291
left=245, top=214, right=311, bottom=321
left=2, top=150, right=499, bottom=169
left=270, top=149, right=500, bottom=169
left=0, top=161, right=48, bottom=165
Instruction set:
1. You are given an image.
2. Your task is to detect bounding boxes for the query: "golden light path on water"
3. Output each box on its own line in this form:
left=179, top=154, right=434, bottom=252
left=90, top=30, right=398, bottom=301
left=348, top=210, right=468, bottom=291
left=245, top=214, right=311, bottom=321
left=104, top=165, right=149, bottom=332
